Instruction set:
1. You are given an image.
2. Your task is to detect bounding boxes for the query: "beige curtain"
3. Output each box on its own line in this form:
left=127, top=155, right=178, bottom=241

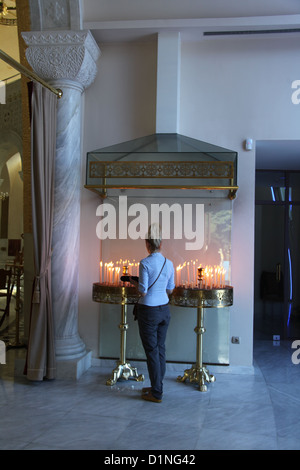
left=25, top=82, right=57, bottom=381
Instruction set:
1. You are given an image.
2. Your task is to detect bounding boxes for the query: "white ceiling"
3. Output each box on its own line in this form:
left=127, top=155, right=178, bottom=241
left=83, top=0, right=300, bottom=43
left=82, top=0, right=300, bottom=22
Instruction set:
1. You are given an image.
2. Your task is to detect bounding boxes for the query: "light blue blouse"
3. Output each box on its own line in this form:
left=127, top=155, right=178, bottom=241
left=138, top=252, right=175, bottom=307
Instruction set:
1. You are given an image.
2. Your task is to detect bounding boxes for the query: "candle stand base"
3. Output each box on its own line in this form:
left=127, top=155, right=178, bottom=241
left=170, top=286, right=233, bottom=392
left=106, top=361, right=144, bottom=386
left=177, top=365, right=215, bottom=393
left=93, top=284, right=145, bottom=386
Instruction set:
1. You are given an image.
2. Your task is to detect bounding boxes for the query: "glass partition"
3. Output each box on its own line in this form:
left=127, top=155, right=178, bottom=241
left=98, top=195, right=232, bottom=364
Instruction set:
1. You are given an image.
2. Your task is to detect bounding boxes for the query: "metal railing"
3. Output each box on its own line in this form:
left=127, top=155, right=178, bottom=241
left=0, top=49, right=62, bottom=98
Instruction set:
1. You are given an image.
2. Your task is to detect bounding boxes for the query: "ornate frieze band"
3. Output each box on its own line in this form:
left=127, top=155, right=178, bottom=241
left=89, top=160, right=234, bottom=179
left=21, top=30, right=101, bottom=89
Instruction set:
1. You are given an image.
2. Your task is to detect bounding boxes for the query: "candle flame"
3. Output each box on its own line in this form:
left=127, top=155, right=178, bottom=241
left=99, top=257, right=228, bottom=288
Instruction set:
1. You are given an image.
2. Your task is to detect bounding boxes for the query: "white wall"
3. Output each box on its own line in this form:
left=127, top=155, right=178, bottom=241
left=79, top=34, right=300, bottom=367
left=78, top=41, right=157, bottom=354
left=180, top=36, right=300, bottom=366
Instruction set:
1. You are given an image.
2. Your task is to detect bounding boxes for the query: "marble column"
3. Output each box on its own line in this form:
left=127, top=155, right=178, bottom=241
left=22, top=30, right=100, bottom=378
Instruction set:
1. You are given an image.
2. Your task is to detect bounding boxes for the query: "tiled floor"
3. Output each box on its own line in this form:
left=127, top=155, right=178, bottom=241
left=0, top=340, right=299, bottom=450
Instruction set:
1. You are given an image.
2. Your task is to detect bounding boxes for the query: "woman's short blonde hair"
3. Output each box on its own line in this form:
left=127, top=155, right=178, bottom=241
left=147, top=223, right=162, bottom=251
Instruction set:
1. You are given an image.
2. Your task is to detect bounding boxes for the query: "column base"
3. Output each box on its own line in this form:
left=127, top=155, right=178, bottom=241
left=14, top=349, right=92, bottom=380
left=56, top=349, right=92, bottom=380
left=55, top=334, right=87, bottom=361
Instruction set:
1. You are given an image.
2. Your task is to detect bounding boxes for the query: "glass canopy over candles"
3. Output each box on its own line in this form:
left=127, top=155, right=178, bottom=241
left=85, top=133, right=238, bottom=200
left=86, top=133, right=237, bottom=289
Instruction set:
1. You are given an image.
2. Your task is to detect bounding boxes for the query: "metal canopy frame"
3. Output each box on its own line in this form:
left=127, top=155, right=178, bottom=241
left=85, top=134, right=239, bottom=199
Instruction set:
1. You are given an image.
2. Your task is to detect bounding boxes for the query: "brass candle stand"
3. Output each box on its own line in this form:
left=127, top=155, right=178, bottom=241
left=93, top=264, right=233, bottom=391
left=93, top=281, right=144, bottom=386
left=170, top=277, right=233, bottom=392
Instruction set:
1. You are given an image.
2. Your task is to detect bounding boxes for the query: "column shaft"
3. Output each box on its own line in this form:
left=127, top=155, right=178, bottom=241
left=51, top=81, right=85, bottom=360
left=22, top=30, right=100, bottom=375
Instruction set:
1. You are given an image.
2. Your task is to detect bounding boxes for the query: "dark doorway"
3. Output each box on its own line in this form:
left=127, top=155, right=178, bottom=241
left=254, top=170, right=300, bottom=340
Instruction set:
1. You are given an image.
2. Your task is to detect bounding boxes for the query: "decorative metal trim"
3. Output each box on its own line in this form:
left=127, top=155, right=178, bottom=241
left=92, top=284, right=138, bottom=305
left=86, top=160, right=238, bottom=199
left=89, top=160, right=234, bottom=179
left=170, top=286, right=233, bottom=308
left=92, top=283, right=233, bottom=308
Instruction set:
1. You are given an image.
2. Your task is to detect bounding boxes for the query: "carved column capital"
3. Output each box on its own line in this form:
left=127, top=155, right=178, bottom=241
left=21, top=30, right=101, bottom=90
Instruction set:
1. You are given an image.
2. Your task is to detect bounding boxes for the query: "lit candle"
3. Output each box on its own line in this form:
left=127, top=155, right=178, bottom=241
left=207, top=267, right=212, bottom=289
left=193, top=261, right=196, bottom=287
left=129, top=262, right=134, bottom=275
left=177, top=265, right=183, bottom=286
left=106, top=261, right=113, bottom=284
left=99, top=261, right=103, bottom=283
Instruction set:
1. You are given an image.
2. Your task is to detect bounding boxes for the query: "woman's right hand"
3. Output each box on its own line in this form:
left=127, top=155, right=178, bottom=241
left=129, top=276, right=138, bottom=288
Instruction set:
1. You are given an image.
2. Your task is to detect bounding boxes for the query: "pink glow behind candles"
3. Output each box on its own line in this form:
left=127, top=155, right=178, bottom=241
left=99, top=258, right=228, bottom=289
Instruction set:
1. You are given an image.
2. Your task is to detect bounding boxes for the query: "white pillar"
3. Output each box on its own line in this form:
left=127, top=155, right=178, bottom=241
left=156, top=32, right=181, bottom=134
left=22, top=30, right=100, bottom=378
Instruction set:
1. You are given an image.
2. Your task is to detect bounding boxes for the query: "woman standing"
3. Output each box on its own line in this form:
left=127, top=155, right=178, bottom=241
left=131, top=224, right=175, bottom=403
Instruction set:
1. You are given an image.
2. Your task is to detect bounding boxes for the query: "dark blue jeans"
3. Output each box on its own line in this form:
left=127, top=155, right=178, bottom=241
left=137, top=303, right=171, bottom=399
